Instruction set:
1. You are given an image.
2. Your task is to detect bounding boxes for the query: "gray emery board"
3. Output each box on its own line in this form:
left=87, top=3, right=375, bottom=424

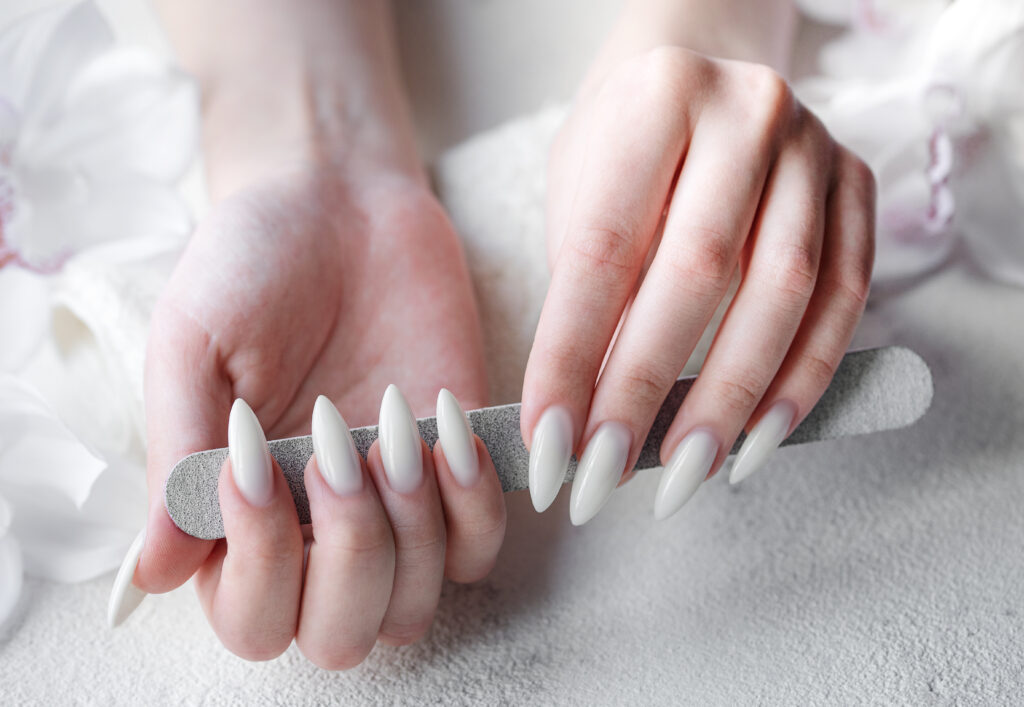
left=165, top=345, right=933, bottom=539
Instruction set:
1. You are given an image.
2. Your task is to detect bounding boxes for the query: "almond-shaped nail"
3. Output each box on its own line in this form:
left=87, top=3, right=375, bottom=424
left=228, top=398, right=274, bottom=506
left=528, top=405, right=573, bottom=512
left=379, top=384, right=423, bottom=494
left=569, top=421, right=632, bottom=526
left=107, top=527, right=147, bottom=628
left=729, top=400, right=797, bottom=485
left=312, top=395, right=363, bottom=495
left=653, top=429, right=718, bottom=520
left=436, top=388, right=479, bottom=488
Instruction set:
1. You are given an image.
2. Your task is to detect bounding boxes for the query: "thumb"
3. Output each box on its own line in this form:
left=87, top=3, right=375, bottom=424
left=134, top=306, right=232, bottom=593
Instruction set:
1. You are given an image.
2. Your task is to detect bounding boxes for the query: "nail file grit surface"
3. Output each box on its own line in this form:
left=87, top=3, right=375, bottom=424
left=166, top=345, right=933, bottom=539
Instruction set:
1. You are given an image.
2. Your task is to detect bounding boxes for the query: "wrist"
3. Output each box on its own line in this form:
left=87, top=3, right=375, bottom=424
left=199, top=76, right=427, bottom=200
left=158, top=0, right=426, bottom=199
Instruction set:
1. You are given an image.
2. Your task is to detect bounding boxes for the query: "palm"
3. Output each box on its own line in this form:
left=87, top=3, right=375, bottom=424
left=153, top=171, right=488, bottom=440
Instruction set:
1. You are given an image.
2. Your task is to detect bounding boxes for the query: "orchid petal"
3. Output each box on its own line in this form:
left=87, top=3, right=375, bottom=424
left=0, top=495, right=22, bottom=626
left=0, top=265, right=49, bottom=371
left=23, top=47, right=199, bottom=182
left=0, top=375, right=106, bottom=507
left=0, top=2, right=112, bottom=122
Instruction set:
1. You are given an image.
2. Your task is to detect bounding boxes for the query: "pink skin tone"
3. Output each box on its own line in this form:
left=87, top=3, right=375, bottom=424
left=130, top=0, right=873, bottom=668
left=521, top=0, right=874, bottom=487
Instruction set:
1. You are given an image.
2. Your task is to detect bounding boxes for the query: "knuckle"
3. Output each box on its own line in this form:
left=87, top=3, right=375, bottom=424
left=567, top=225, right=641, bottom=279
left=669, top=228, right=737, bottom=294
left=800, top=350, right=841, bottom=390
left=391, top=520, right=446, bottom=563
left=316, top=516, right=394, bottom=563
left=716, top=372, right=764, bottom=414
left=735, top=63, right=794, bottom=135
left=768, top=242, right=820, bottom=304
left=619, top=358, right=677, bottom=407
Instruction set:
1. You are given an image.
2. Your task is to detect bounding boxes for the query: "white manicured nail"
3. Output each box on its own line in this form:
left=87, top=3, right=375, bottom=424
left=569, top=421, right=632, bottom=526
left=653, top=429, right=718, bottom=520
left=107, top=527, right=147, bottom=629
left=729, top=401, right=797, bottom=485
left=312, top=395, right=363, bottom=496
left=436, top=388, right=479, bottom=488
left=528, top=405, right=573, bottom=512
left=379, top=384, right=423, bottom=494
left=228, top=398, right=274, bottom=506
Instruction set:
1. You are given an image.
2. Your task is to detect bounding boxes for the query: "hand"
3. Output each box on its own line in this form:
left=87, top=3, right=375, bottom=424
left=522, top=47, right=875, bottom=523
left=133, top=169, right=506, bottom=667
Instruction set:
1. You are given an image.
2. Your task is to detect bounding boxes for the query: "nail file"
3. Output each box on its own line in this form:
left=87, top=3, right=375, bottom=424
left=165, top=345, right=933, bottom=539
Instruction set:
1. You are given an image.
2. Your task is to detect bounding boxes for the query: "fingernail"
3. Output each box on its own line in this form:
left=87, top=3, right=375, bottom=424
left=312, top=395, right=363, bottom=495
left=528, top=405, right=573, bottom=512
left=228, top=398, right=274, bottom=506
left=729, top=400, right=797, bottom=485
left=107, top=527, right=147, bottom=629
left=436, top=388, right=479, bottom=488
left=569, top=421, right=632, bottom=526
left=379, top=384, right=423, bottom=493
left=653, top=429, right=718, bottom=520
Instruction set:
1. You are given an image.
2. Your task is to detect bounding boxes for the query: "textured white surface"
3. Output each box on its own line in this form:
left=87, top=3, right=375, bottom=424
left=2, top=102, right=1024, bottom=705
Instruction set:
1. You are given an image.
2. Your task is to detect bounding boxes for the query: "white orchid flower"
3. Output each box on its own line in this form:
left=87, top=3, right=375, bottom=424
left=0, top=0, right=197, bottom=370
left=796, top=0, right=1024, bottom=292
left=0, top=1, right=197, bottom=626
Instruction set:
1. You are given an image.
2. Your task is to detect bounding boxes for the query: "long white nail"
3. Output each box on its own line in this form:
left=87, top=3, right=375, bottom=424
left=653, top=429, right=718, bottom=520
left=379, top=384, right=423, bottom=493
left=436, top=388, right=479, bottom=488
left=228, top=398, right=274, bottom=506
left=729, top=401, right=797, bottom=485
left=528, top=406, right=573, bottom=512
left=569, top=422, right=632, bottom=526
left=312, top=395, right=363, bottom=495
left=107, top=527, right=147, bottom=629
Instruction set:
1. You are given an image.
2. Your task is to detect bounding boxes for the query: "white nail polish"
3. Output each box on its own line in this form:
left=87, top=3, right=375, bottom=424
left=312, top=395, right=363, bottom=495
left=528, top=406, right=573, bottom=512
left=436, top=388, right=479, bottom=488
left=569, top=422, right=632, bottom=526
left=729, top=400, right=797, bottom=485
left=228, top=398, right=274, bottom=506
left=653, top=429, right=718, bottom=520
left=379, top=384, right=423, bottom=494
left=107, top=527, right=147, bottom=629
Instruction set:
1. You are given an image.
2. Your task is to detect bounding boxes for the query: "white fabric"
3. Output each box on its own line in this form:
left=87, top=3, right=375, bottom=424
left=2, top=104, right=1024, bottom=705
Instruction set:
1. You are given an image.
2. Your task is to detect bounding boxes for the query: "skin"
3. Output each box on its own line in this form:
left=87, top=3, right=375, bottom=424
left=134, top=0, right=874, bottom=669
left=521, top=0, right=875, bottom=484
left=135, top=0, right=506, bottom=667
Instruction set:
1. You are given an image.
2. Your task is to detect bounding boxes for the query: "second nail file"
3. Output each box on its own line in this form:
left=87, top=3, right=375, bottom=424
left=165, top=345, right=933, bottom=539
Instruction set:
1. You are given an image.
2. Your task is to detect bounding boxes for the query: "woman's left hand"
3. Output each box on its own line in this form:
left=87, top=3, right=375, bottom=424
left=521, top=46, right=875, bottom=524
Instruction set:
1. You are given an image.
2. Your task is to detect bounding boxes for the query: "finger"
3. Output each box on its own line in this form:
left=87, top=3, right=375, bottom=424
left=725, top=148, right=875, bottom=485
left=434, top=390, right=506, bottom=583
left=136, top=304, right=229, bottom=593
left=569, top=67, right=789, bottom=524
left=368, top=385, right=446, bottom=646
left=295, top=397, right=395, bottom=670
left=657, top=114, right=833, bottom=510
left=521, top=49, right=702, bottom=511
left=194, top=399, right=304, bottom=661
